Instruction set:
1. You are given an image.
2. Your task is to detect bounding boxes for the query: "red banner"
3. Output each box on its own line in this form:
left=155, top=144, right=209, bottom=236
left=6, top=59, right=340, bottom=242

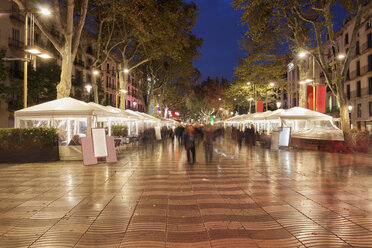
left=316, top=85, right=326, bottom=113
left=307, top=86, right=314, bottom=111
left=256, top=101, right=263, bottom=112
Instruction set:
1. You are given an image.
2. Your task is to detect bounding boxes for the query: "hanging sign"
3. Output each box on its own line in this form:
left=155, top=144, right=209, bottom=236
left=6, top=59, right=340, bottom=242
left=256, top=101, right=263, bottom=112
left=307, top=85, right=314, bottom=111
left=316, top=85, right=327, bottom=113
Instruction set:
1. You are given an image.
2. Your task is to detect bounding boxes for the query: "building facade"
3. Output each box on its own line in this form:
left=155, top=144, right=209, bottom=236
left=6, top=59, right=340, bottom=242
left=285, top=2, right=372, bottom=132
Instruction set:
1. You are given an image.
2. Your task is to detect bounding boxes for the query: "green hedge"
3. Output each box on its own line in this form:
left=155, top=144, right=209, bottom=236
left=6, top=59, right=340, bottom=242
left=111, top=125, right=128, bottom=137
left=0, top=127, right=58, bottom=150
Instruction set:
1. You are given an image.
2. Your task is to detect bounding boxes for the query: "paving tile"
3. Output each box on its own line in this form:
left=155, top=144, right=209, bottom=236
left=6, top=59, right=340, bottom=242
left=0, top=139, right=371, bottom=247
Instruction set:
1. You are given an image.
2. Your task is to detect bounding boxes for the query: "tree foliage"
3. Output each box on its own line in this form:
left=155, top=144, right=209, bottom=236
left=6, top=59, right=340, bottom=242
left=233, top=0, right=369, bottom=132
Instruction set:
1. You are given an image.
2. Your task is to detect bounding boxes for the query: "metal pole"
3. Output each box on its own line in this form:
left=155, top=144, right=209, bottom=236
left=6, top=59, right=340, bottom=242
left=24, top=12, right=28, bottom=108
left=313, top=55, right=316, bottom=111
left=115, top=70, right=118, bottom=108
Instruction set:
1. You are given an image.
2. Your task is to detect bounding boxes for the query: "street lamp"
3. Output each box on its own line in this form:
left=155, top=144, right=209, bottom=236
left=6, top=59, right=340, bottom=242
left=276, top=102, right=281, bottom=109
left=348, top=105, right=353, bottom=129
left=85, top=85, right=92, bottom=93
left=298, top=50, right=317, bottom=111
left=23, top=8, right=51, bottom=108
left=123, top=68, right=129, bottom=74
left=247, top=97, right=254, bottom=114
left=266, top=82, right=275, bottom=111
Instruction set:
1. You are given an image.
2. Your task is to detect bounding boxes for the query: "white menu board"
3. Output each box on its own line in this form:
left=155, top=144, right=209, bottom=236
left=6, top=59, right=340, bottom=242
left=92, top=128, right=108, bottom=157
left=279, top=127, right=291, bottom=147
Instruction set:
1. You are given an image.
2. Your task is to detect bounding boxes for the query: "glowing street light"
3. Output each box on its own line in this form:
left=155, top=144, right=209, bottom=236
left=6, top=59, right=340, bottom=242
left=276, top=102, right=282, bottom=108
left=85, top=85, right=92, bottom=93
left=269, top=82, right=275, bottom=87
left=123, top=68, right=129, bottom=73
left=247, top=82, right=251, bottom=85
left=298, top=51, right=308, bottom=58
left=39, top=7, right=51, bottom=16
left=119, top=88, right=128, bottom=94
left=348, top=105, right=353, bottom=111
left=93, top=70, right=99, bottom=75
left=218, top=97, right=221, bottom=101
left=337, top=54, right=346, bottom=60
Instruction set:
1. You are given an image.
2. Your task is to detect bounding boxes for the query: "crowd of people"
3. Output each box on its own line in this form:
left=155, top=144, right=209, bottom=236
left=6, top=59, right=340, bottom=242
left=173, top=124, right=223, bottom=164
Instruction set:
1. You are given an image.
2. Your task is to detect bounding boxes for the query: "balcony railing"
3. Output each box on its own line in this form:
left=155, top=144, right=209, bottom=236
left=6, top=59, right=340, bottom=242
left=8, top=38, right=23, bottom=49
left=9, top=12, right=25, bottom=23
left=349, top=88, right=372, bottom=99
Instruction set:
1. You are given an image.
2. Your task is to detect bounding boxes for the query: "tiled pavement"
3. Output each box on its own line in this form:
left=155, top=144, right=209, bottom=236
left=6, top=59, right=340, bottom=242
left=0, top=139, right=372, bottom=247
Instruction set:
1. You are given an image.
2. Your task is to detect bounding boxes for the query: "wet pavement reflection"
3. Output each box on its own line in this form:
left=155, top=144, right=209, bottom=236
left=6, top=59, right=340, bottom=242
left=0, top=139, right=372, bottom=247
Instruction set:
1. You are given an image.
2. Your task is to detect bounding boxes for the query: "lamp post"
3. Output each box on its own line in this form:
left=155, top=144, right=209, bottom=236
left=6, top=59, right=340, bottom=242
left=276, top=102, right=281, bottom=109
left=348, top=105, right=353, bottom=129
left=116, top=88, right=127, bottom=108
left=24, top=7, right=51, bottom=108
left=265, top=82, right=275, bottom=111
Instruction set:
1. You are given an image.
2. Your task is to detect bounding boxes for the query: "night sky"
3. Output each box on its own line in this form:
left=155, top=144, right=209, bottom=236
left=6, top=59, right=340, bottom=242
left=191, top=1, right=348, bottom=83
left=192, top=0, right=245, bottom=82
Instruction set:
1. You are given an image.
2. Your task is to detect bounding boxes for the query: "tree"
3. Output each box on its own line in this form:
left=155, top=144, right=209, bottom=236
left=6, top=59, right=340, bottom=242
left=0, top=58, right=61, bottom=112
left=13, top=0, right=89, bottom=99
left=185, top=77, right=229, bottom=121
left=227, top=44, right=289, bottom=113
left=233, top=0, right=368, bottom=133
left=108, top=0, right=201, bottom=109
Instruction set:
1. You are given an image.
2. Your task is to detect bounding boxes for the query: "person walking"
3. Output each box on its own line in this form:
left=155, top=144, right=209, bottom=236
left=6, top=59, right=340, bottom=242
left=175, top=125, right=185, bottom=145
left=184, top=125, right=196, bottom=164
left=203, top=124, right=214, bottom=163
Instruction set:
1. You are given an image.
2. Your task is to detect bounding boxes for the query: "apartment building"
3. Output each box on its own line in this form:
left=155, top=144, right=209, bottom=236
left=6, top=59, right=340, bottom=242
left=285, top=2, right=372, bottom=132
left=0, top=0, right=143, bottom=128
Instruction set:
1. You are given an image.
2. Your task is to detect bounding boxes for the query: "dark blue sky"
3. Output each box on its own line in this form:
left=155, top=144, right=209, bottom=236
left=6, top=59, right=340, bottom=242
left=191, top=1, right=348, bottom=83
left=191, top=0, right=245, bottom=82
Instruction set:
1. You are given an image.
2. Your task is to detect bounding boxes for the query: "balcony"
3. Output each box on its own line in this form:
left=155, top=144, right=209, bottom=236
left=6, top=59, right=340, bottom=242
left=9, top=12, right=25, bottom=24
left=8, top=38, right=24, bottom=49
left=349, top=88, right=372, bottom=99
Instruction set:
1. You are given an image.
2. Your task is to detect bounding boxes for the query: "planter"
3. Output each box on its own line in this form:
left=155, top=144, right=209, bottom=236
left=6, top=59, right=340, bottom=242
left=59, top=146, right=82, bottom=161
left=0, top=147, right=59, bottom=163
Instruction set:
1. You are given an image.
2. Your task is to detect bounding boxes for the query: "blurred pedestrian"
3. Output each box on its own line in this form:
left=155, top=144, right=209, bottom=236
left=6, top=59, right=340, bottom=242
left=184, top=125, right=196, bottom=164
left=203, top=124, right=214, bottom=163
left=175, top=125, right=185, bottom=144
left=237, top=127, right=243, bottom=148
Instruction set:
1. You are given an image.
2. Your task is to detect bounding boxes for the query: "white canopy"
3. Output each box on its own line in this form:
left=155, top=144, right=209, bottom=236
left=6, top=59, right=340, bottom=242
left=14, top=97, right=110, bottom=118
left=271, top=107, right=332, bottom=120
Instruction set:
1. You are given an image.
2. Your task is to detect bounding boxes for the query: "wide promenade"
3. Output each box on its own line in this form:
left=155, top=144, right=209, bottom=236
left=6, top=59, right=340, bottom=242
left=0, top=139, right=372, bottom=247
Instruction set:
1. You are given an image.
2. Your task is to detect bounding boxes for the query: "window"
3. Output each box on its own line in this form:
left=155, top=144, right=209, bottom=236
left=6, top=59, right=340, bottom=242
left=106, top=76, right=109, bottom=88
left=368, top=33, right=372, bottom=49
left=87, top=74, right=91, bottom=83
left=367, top=19, right=372, bottom=30
left=357, top=61, right=360, bottom=76
left=328, top=96, right=332, bottom=112
left=106, top=63, right=110, bottom=73
left=347, top=84, right=351, bottom=99
left=127, top=100, right=131, bottom=109
left=357, top=81, right=361, bottom=97
left=369, top=77, right=372, bottom=95
left=357, top=103, right=362, bottom=118
left=12, top=28, right=20, bottom=41
left=356, top=41, right=360, bottom=55
left=345, top=33, right=349, bottom=45
left=347, top=69, right=350, bottom=80
left=369, top=55, right=372, bottom=72
left=369, top=102, right=372, bottom=116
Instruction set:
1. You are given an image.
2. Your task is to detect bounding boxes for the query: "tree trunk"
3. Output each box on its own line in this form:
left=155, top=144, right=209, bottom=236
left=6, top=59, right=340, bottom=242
left=298, top=63, right=307, bottom=108
left=93, top=77, right=99, bottom=103
left=337, top=94, right=350, bottom=133
left=57, top=49, right=73, bottom=98
left=118, top=65, right=128, bottom=109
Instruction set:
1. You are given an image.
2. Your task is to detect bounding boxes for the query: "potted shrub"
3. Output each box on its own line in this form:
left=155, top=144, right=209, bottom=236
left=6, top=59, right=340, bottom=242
left=0, top=127, right=59, bottom=163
